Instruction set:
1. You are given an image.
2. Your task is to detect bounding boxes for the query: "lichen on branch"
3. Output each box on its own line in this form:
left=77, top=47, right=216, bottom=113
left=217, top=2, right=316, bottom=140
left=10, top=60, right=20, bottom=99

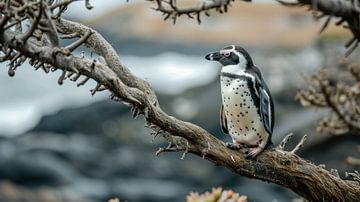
left=0, top=0, right=359, bottom=201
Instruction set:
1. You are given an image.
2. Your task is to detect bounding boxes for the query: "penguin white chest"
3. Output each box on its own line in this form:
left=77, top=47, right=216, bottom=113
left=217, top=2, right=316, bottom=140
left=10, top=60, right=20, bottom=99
left=220, top=75, right=268, bottom=147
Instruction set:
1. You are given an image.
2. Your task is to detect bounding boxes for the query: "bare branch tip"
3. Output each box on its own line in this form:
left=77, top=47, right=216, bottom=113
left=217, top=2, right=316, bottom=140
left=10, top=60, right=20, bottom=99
left=277, top=132, right=294, bottom=151
left=181, top=141, right=190, bottom=160
left=290, top=134, right=307, bottom=154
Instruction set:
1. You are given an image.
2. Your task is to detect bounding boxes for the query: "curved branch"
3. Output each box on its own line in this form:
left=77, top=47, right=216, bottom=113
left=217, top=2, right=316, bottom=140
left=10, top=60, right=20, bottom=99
left=0, top=1, right=359, bottom=201
left=56, top=18, right=158, bottom=105
left=1, top=20, right=360, bottom=202
left=152, top=0, right=360, bottom=55
left=294, top=0, right=359, bottom=17
left=280, top=0, right=360, bottom=55
left=152, top=0, right=240, bottom=24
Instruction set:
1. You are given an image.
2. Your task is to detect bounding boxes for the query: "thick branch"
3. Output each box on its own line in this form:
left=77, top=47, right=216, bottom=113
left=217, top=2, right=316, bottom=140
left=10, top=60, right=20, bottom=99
left=285, top=0, right=360, bottom=55
left=152, top=0, right=360, bottom=54
left=297, top=0, right=360, bottom=17
left=1, top=22, right=359, bottom=202
left=55, top=19, right=158, bottom=105
left=0, top=1, right=359, bottom=201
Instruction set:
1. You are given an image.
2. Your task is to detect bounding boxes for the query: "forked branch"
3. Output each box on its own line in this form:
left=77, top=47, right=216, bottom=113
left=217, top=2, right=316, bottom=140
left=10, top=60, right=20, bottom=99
left=151, top=0, right=360, bottom=55
left=0, top=1, right=359, bottom=201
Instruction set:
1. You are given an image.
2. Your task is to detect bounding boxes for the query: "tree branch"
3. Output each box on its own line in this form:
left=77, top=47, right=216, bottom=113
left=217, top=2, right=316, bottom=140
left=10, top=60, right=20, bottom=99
left=296, top=59, right=360, bottom=134
left=151, top=0, right=360, bottom=55
left=0, top=1, right=359, bottom=201
left=296, top=0, right=360, bottom=56
left=151, top=0, right=248, bottom=24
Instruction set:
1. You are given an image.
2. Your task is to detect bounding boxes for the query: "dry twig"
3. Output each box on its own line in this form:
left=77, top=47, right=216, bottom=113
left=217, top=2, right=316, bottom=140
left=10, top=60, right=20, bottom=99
left=151, top=0, right=360, bottom=55
left=296, top=60, right=360, bottom=134
left=0, top=1, right=359, bottom=201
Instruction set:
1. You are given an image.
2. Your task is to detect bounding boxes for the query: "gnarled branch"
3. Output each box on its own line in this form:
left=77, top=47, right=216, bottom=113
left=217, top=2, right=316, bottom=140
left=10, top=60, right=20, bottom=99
left=0, top=1, right=359, bottom=201
left=151, top=0, right=360, bottom=55
left=151, top=0, right=248, bottom=24
left=296, top=59, right=360, bottom=134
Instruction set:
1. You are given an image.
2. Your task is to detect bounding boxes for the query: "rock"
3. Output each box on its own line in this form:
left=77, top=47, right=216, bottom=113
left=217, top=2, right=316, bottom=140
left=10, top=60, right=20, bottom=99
left=30, top=101, right=128, bottom=135
left=0, top=181, right=87, bottom=202
left=1, top=33, right=357, bottom=202
left=0, top=137, right=79, bottom=186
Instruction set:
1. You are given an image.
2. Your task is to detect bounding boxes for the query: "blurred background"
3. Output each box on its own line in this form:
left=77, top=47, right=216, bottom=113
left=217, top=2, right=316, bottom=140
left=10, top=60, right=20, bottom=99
left=0, top=0, right=359, bottom=201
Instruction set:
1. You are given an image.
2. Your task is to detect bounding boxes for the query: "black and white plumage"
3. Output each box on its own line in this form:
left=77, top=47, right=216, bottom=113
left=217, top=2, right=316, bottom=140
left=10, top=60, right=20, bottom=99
left=205, top=45, right=275, bottom=158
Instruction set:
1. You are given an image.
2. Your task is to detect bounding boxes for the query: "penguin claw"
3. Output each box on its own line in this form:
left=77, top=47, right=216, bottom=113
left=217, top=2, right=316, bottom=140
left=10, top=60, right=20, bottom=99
left=226, top=142, right=243, bottom=150
left=245, top=147, right=263, bottom=159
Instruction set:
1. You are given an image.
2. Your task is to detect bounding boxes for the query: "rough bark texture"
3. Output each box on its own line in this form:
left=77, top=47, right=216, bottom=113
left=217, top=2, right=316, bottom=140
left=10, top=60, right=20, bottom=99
left=0, top=1, right=359, bottom=201
left=154, top=0, right=360, bottom=55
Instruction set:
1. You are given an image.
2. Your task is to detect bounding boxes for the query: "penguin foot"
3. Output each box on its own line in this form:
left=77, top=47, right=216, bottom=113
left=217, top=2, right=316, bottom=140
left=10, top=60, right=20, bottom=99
left=245, top=147, right=263, bottom=159
left=226, top=142, right=243, bottom=150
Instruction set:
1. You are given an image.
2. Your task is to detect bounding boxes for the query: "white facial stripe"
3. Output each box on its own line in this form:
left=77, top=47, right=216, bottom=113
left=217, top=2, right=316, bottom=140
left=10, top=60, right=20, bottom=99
left=220, top=49, right=231, bottom=55
left=232, top=51, right=241, bottom=58
left=220, top=46, right=247, bottom=68
left=236, top=52, right=247, bottom=69
left=220, top=45, right=235, bottom=54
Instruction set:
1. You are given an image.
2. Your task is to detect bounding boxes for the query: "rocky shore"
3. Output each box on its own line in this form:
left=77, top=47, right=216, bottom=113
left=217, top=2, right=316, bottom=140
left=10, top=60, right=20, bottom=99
left=0, top=2, right=359, bottom=201
left=1, top=58, right=359, bottom=201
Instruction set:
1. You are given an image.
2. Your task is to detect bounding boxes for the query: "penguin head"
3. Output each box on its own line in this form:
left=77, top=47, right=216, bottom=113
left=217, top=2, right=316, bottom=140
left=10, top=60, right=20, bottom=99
left=205, top=45, right=253, bottom=68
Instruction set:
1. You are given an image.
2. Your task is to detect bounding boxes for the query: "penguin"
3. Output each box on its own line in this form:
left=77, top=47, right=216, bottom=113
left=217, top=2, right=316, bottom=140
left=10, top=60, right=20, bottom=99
left=205, top=45, right=275, bottom=158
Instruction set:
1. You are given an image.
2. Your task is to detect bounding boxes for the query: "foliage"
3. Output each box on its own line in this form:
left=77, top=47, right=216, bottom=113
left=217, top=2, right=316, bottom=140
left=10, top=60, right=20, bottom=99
left=0, top=0, right=360, bottom=201
left=296, top=59, right=360, bottom=166
left=186, top=188, right=247, bottom=202
left=297, top=59, right=360, bottom=135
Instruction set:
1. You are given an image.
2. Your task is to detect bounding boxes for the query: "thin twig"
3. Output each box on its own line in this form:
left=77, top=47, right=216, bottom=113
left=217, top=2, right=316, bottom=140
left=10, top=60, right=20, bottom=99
left=290, top=134, right=308, bottom=154
left=277, top=133, right=294, bottom=151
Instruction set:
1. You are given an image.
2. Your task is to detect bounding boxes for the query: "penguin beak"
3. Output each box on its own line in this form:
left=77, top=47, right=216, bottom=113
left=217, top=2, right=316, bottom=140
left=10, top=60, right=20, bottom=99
left=205, top=51, right=221, bottom=61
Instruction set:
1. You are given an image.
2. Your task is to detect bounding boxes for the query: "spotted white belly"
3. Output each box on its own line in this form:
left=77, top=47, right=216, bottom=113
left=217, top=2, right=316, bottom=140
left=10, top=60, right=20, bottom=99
left=221, top=75, right=268, bottom=147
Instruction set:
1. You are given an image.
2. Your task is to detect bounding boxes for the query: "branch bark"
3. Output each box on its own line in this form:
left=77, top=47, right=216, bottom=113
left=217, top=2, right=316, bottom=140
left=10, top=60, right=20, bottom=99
left=0, top=1, right=359, bottom=201
left=296, top=0, right=360, bottom=55
left=153, top=0, right=360, bottom=55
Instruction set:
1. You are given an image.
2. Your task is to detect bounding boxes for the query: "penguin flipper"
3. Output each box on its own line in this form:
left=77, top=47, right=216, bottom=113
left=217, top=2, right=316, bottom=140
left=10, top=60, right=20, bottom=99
left=220, top=104, right=229, bottom=134
left=259, top=88, right=273, bottom=136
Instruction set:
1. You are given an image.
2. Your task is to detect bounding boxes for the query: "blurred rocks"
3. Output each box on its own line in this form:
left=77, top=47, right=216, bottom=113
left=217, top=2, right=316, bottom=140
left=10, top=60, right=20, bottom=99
left=1, top=63, right=359, bottom=201
left=1, top=8, right=360, bottom=200
left=0, top=181, right=85, bottom=202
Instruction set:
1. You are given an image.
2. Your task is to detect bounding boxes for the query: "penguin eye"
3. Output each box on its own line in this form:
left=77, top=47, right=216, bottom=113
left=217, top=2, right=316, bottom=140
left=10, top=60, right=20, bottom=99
left=223, top=52, right=230, bottom=57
